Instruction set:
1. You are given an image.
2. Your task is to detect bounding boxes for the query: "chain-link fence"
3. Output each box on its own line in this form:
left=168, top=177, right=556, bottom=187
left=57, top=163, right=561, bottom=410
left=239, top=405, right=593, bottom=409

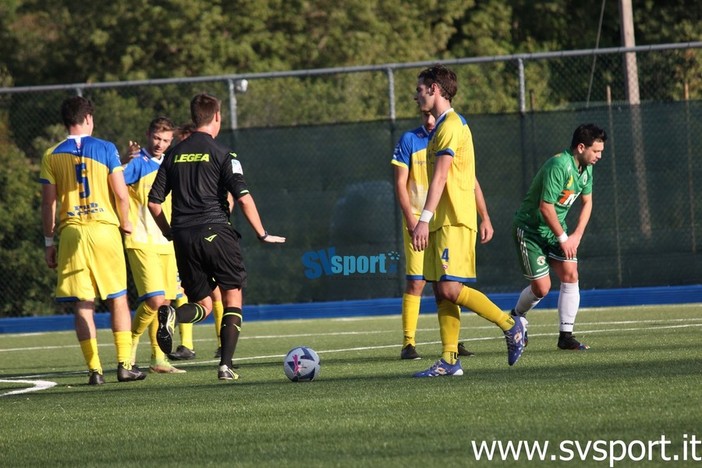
left=1, top=42, right=700, bottom=317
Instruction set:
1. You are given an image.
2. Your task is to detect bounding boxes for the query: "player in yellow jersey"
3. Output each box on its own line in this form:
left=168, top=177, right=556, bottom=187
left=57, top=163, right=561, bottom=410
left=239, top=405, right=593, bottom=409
left=40, top=96, right=146, bottom=385
left=410, top=65, right=526, bottom=377
left=392, top=111, right=494, bottom=360
left=123, top=117, right=185, bottom=373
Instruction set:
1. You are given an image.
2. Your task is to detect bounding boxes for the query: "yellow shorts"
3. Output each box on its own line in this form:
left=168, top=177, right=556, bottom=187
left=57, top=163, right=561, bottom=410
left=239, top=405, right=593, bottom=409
left=126, top=248, right=179, bottom=302
left=423, top=225, right=477, bottom=282
left=403, top=225, right=425, bottom=280
left=55, top=223, right=127, bottom=301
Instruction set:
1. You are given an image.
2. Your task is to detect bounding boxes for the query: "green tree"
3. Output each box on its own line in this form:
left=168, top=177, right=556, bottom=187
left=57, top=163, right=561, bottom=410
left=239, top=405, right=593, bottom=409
left=634, top=0, right=702, bottom=100
left=0, top=113, right=56, bottom=316
left=446, top=1, right=541, bottom=113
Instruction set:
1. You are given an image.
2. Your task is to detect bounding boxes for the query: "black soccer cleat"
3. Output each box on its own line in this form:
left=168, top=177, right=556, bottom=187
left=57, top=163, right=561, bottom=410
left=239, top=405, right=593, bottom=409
left=117, top=362, right=147, bottom=382
left=557, top=333, right=590, bottom=350
left=168, top=345, right=196, bottom=361
left=400, top=344, right=421, bottom=360
left=457, top=342, right=475, bottom=357
left=156, top=305, right=176, bottom=355
left=88, top=369, right=105, bottom=386
left=218, top=364, right=240, bottom=381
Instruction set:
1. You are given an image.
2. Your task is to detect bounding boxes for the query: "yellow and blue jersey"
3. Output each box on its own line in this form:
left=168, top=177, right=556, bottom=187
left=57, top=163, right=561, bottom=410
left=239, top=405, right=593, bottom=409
left=390, top=125, right=431, bottom=216
left=123, top=149, right=174, bottom=253
left=426, top=109, right=477, bottom=232
left=39, top=135, right=123, bottom=232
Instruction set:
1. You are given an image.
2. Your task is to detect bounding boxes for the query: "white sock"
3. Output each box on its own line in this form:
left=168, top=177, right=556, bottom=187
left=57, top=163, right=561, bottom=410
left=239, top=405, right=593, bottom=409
left=558, top=282, right=580, bottom=332
left=515, top=285, right=542, bottom=316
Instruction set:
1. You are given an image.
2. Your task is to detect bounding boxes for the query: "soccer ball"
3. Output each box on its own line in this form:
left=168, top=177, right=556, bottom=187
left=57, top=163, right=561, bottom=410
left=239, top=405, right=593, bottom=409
left=283, top=346, right=320, bottom=382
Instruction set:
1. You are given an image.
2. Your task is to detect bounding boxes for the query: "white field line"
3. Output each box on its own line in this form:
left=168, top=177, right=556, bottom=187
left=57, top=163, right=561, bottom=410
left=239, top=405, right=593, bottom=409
left=2, top=319, right=701, bottom=395
left=3, top=316, right=702, bottom=353
left=224, top=322, right=702, bottom=363
left=0, top=379, right=57, bottom=397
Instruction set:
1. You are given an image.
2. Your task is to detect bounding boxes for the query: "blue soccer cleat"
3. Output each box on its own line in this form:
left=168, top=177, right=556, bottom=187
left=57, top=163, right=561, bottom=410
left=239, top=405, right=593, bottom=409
left=504, top=316, right=527, bottom=366
left=413, top=358, right=463, bottom=377
left=510, top=309, right=528, bottom=347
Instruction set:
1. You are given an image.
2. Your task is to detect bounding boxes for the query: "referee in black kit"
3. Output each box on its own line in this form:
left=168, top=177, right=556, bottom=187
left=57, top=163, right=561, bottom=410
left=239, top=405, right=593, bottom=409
left=148, top=93, right=285, bottom=381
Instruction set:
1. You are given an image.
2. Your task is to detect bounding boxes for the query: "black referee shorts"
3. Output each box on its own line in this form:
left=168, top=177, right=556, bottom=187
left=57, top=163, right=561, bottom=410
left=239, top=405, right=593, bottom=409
left=172, top=224, right=247, bottom=302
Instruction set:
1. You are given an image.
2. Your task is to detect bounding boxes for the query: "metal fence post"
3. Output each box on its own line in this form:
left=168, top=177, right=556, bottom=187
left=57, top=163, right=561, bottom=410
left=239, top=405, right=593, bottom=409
left=386, top=67, right=396, bottom=123
left=517, top=57, right=526, bottom=115
left=227, top=78, right=238, bottom=131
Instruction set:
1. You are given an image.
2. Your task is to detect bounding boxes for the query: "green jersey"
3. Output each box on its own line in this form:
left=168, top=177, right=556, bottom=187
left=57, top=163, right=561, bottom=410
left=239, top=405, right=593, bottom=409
left=513, top=149, right=593, bottom=238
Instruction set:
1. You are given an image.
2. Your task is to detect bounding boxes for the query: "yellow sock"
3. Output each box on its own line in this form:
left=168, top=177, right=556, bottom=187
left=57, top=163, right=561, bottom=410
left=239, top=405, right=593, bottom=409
left=456, top=286, right=514, bottom=331
left=148, top=317, right=166, bottom=362
left=79, top=338, right=101, bottom=373
left=113, top=330, right=132, bottom=366
left=212, top=300, right=224, bottom=347
left=401, top=293, right=421, bottom=347
left=174, top=292, right=195, bottom=350
left=179, top=323, right=194, bottom=350
left=437, top=300, right=461, bottom=364
left=175, top=293, right=187, bottom=308
left=130, top=335, right=140, bottom=366
left=132, top=302, right=158, bottom=364
left=131, top=302, right=155, bottom=337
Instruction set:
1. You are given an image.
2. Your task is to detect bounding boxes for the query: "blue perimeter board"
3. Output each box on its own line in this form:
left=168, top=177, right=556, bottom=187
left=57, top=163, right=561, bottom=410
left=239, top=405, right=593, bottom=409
left=1, top=285, right=701, bottom=334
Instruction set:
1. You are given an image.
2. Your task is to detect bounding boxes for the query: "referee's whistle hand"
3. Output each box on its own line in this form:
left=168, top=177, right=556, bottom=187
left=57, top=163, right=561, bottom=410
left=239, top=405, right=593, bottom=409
left=262, top=234, right=286, bottom=243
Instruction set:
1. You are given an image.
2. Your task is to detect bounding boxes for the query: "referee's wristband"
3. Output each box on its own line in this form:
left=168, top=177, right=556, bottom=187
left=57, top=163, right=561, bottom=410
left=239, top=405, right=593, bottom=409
left=557, top=232, right=568, bottom=243
left=44, top=236, right=55, bottom=247
left=419, top=210, right=433, bottom=223
left=257, top=230, right=269, bottom=241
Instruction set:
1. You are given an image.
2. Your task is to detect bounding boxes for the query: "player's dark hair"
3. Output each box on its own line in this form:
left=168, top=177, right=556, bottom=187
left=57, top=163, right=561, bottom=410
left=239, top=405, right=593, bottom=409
left=148, top=116, right=176, bottom=135
left=418, top=65, right=458, bottom=101
left=571, top=123, right=607, bottom=149
left=177, top=121, right=197, bottom=141
left=191, top=93, right=221, bottom=127
left=60, top=96, right=94, bottom=128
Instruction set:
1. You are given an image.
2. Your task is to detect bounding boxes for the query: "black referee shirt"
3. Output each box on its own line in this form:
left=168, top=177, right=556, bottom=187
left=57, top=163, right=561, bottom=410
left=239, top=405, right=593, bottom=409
left=148, top=131, right=250, bottom=231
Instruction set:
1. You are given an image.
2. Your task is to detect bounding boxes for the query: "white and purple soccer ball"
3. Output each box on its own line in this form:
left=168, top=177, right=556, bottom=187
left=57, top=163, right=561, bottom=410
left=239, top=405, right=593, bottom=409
left=283, top=346, right=320, bottom=382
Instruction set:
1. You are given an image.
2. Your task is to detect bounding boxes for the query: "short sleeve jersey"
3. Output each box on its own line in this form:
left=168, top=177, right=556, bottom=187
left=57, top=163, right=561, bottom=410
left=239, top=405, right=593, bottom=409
left=426, top=109, right=476, bottom=232
left=513, top=149, right=594, bottom=237
left=123, top=149, right=174, bottom=253
left=390, top=125, right=430, bottom=216
left=148, top=131, right=249, bottom=231
left=39, top=135, right=124, bottom=232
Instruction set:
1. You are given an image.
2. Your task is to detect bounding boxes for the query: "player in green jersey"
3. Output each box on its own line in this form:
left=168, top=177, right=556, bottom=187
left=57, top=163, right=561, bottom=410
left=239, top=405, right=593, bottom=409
left=511, top=123, right=607, bottom=350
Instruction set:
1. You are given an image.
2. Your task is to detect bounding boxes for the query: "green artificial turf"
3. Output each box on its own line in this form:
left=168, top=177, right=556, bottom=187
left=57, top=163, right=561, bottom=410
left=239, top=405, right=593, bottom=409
left=1, top=304, right=700, bottom=467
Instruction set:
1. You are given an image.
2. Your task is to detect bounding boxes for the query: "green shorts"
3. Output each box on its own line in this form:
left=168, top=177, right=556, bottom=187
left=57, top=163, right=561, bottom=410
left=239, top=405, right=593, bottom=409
left=512, top=224, right=576, bottom=280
